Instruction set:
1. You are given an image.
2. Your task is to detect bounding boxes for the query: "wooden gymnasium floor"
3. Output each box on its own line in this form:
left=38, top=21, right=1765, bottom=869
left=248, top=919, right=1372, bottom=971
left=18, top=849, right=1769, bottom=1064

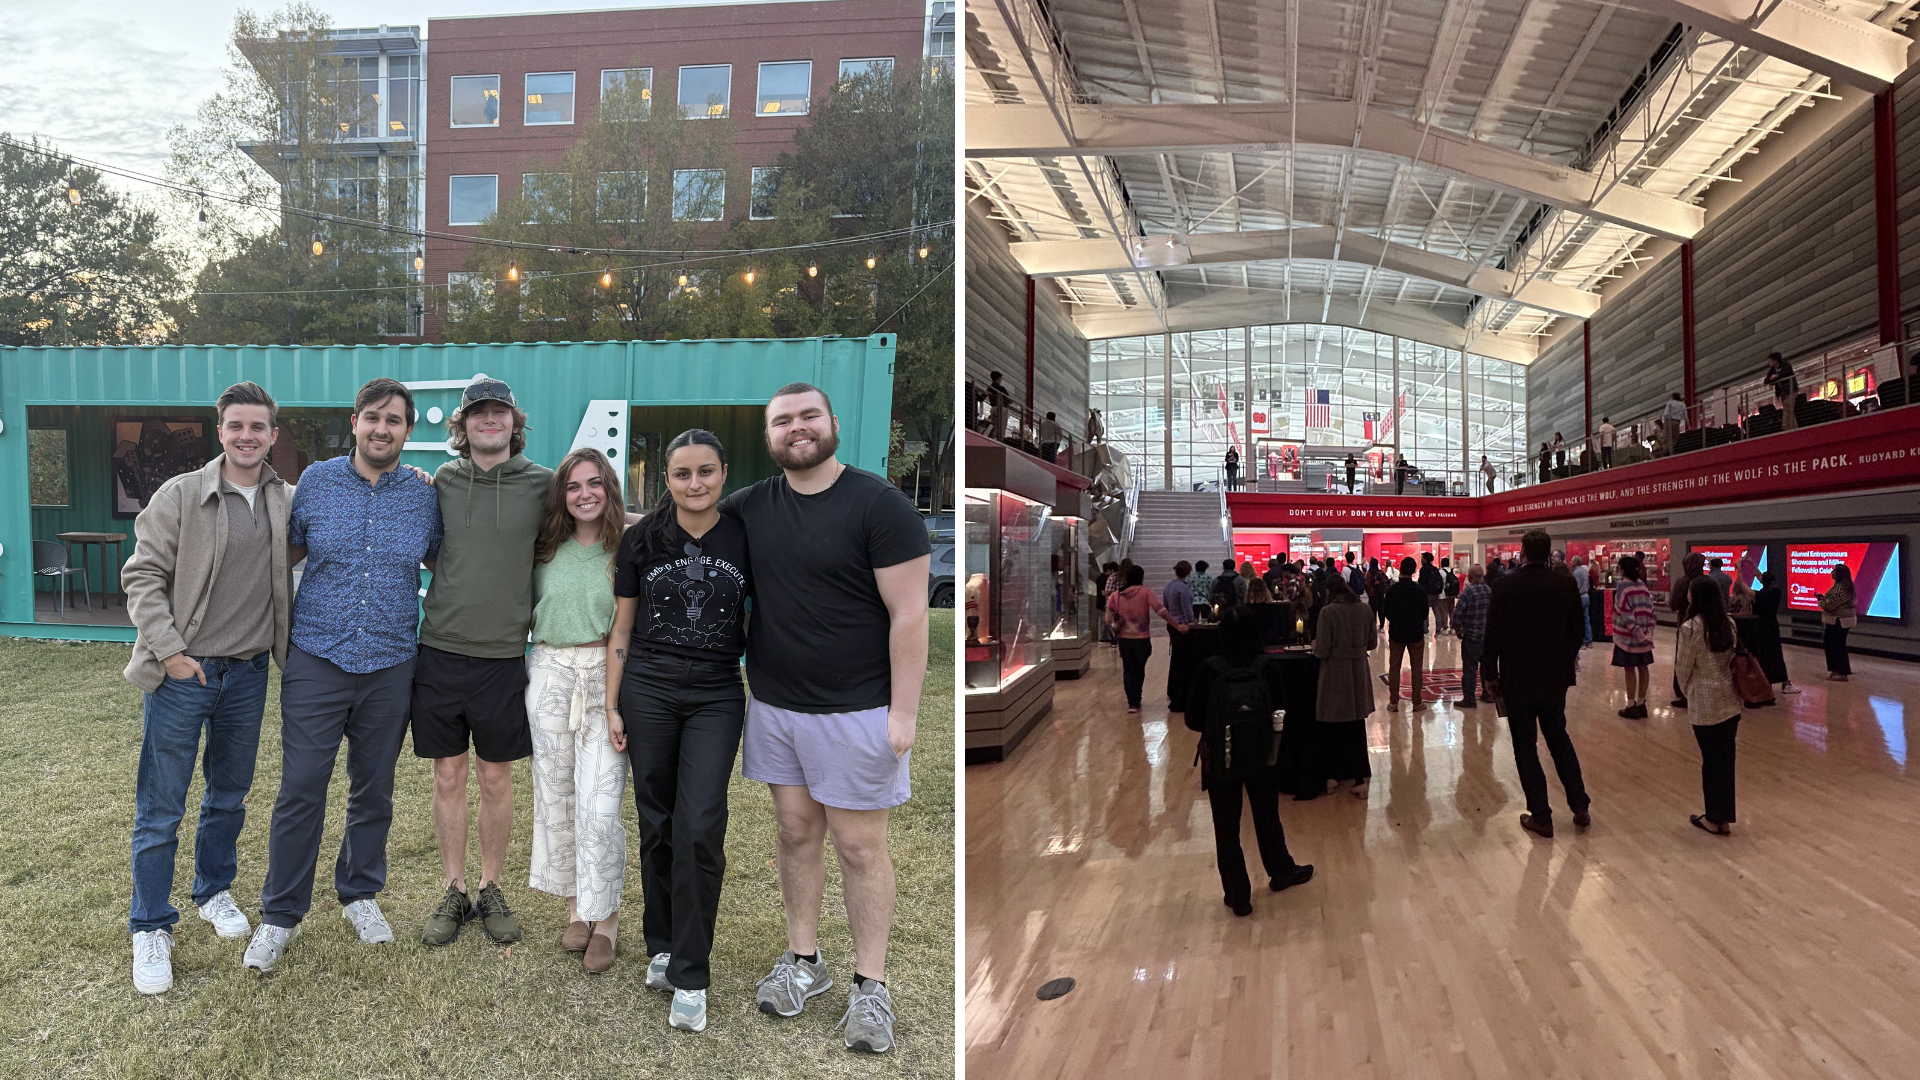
left=965, top=628, right=1920, bottom=1079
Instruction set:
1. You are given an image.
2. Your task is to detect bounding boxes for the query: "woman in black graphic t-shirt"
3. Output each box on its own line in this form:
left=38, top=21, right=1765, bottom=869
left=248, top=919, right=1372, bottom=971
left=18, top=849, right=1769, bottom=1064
left=604, top=429, right=749, bottom=1032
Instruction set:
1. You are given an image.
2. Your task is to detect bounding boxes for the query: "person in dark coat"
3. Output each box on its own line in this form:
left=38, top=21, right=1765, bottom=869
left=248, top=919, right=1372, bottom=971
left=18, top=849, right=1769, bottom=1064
left=1183, top=607, right=1315, bottom=916
left=1480, top=529, right=1591, bottom=839
left=1381, top=557, right=1430, bottom=709
left=1745, top=572, right=1797, bottom=694
left=1312, top=577, right=1376, bottom=797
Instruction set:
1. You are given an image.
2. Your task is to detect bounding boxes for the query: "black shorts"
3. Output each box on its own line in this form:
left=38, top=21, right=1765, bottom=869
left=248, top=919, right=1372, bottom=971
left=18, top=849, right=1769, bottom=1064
left=409, top=645, right=533, bottom=762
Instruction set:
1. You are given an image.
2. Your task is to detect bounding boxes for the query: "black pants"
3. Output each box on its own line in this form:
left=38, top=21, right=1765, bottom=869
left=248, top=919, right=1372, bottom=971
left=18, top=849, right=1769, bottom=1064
left=1208, top=767, right=1298, bottom=908
left=260, top=647, right=414, bottom=928
left=1824, top=622, right=1852, bottom=674
left=1117, top=637, right=1152, bottom=707
left=1226, top=466, right=1239, bottom=490
left=1692, top=717, right=1739, bottom=824
left=621, top=651, right=746, bottom=991
left=1505, top=690, right=1589, bottom=824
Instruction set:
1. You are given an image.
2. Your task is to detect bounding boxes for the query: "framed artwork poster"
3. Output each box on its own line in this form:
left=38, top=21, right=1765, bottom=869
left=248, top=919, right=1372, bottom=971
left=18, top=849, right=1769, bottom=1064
left=112, top=417, right=210, bottom=518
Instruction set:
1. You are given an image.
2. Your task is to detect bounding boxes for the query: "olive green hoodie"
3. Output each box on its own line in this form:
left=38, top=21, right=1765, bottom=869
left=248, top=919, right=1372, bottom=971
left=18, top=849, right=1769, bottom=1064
left=419, top=452, right=553, bottom=658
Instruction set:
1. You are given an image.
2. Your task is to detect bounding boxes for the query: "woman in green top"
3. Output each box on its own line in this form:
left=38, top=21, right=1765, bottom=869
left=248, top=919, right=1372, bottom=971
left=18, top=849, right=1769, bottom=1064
left=526, top=447, right=630, bottom=972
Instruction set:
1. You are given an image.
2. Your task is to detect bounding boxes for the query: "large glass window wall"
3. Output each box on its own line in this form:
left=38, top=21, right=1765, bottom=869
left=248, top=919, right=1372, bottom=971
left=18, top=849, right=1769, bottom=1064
left=1089, top=325, right=1527, bottom=492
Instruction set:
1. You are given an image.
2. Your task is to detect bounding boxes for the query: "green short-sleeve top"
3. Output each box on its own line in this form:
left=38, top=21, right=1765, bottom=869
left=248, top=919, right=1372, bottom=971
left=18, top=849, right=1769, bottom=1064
left=532, top=538, right=617, bottom=647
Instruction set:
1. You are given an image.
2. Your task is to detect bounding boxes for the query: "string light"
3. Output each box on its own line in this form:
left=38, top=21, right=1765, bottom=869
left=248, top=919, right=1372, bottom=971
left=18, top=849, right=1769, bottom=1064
left=414, top=253, right=425, bottom=271
left=807, top=258, right=818, bottom=278
left=866, top=251, right=877, bottom=270
left=677, top=269, right=688, bottom=287
left=601, top=267, right=613, bottom=288
left=507, top=259, right=518, bottom=281
left=310, top=237, right=324, bottom=256
left=65, top=185, right=81, bottom=205
left=918, top=240, right=930, bottom=259
left=744, top=265, right=755, bottom=285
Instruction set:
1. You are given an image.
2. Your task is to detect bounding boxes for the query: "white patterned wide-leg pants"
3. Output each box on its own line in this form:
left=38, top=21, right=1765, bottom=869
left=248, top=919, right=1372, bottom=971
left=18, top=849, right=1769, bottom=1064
left=525, top=643, right=629, bottom=921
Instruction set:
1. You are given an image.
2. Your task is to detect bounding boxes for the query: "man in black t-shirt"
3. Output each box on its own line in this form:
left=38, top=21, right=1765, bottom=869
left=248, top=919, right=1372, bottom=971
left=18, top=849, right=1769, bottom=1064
left=720, top=382, right=930, bottom=1054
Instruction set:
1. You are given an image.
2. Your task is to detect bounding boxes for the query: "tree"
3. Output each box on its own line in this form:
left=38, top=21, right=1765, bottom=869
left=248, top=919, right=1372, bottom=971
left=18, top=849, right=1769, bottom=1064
left=0, top=136, right=183, bottom=346
left=165, top=4, right=418, bottom=345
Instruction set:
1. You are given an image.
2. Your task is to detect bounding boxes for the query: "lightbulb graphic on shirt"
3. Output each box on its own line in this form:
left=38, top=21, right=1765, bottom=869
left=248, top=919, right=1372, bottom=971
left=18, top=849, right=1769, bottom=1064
left=677, top=574, right=715, bottom=622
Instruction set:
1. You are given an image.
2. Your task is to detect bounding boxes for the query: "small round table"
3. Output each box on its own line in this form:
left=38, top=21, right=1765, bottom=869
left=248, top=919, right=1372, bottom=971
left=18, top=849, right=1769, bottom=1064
left=56, top=532, right=127, bottom=609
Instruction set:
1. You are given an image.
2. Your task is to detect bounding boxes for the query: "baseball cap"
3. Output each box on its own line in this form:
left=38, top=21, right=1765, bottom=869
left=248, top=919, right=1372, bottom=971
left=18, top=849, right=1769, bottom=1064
left=456, top=374, right=516, bottom=414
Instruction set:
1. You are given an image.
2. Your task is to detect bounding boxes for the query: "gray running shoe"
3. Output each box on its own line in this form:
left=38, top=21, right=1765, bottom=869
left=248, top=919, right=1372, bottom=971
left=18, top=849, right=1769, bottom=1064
left=755, top=950, right=832, bottom=1017
left=837, top=979, right=897, bottom=1053
left=474, top=882, right=521, bottom=944
left=668, top=988, right=707, bottom=1033
left=242, top=922, right=301, bottom=972
left=420, top=884, right=472, bottom=947
left=645, top=952, right=672, bottom=991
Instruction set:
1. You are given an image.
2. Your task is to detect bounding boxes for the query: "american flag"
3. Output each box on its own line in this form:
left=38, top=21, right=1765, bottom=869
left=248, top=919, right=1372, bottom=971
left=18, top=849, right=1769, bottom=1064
left=1305, top=388, right=1332, bottom=429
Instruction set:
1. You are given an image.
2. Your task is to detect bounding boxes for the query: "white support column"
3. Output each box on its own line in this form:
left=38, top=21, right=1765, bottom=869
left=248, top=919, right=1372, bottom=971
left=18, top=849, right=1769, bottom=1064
left=1391, top=336, right=1401, bottom=461
left=1163, top=331, right=1174, bottom=491
left=1461, top=351, right=1471, bottom=489
left=1242, top=325, right=1254, bottom=488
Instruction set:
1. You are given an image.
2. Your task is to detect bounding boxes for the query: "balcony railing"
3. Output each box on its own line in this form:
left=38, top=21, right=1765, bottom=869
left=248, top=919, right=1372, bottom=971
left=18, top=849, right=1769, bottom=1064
left=965, top=381, right=1094, bottom=477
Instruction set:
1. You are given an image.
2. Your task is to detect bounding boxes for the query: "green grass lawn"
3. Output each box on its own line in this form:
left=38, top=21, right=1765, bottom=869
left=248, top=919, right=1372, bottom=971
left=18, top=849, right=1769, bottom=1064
left=0, top=613, right=954, bottom=1080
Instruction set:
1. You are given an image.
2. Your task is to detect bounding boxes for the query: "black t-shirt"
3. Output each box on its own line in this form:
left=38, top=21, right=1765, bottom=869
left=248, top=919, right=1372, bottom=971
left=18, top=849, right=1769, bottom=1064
left=613, top=513, right=750, bottom=663
left=720, top=466, right=931, bottom=712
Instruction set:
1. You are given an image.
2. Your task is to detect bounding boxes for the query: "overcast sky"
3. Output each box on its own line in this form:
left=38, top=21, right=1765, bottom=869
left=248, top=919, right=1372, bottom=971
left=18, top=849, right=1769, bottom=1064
left=0, top=0, right=819, bottom=190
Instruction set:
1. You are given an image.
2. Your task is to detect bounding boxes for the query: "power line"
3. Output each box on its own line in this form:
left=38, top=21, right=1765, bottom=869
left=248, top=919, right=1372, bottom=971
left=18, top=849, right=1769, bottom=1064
left=868, top=260, right=953, bottom=335
left=2, top=135, right=950, bottom=260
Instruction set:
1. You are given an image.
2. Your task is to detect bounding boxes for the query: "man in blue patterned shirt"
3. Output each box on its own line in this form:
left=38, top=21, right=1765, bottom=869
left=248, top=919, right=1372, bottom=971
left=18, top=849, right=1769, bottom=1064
left=246, top=378, right=442, bottom=972
left=1453, top=564, right=1492, bottom=709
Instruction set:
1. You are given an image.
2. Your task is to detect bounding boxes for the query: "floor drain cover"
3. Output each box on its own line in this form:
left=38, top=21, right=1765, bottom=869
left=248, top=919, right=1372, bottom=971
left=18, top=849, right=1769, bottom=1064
left=1036, top=977, right=1075, bottom=1000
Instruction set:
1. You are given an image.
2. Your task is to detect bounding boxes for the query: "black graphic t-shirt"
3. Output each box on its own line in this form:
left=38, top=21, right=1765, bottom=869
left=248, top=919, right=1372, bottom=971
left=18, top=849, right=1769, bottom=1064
left=613, top=513, right=750, bottom=663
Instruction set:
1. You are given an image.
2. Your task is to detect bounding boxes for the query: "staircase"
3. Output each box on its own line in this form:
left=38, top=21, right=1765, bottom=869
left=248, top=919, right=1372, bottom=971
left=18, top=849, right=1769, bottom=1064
left=1128, top=490, right=1232, bottom=595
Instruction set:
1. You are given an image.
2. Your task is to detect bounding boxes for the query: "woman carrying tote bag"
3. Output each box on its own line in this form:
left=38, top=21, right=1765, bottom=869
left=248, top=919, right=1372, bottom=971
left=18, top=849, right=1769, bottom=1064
left=1676, top=578, right=1742, bottom=836
left=1818, top=564, right=1857, bottom=682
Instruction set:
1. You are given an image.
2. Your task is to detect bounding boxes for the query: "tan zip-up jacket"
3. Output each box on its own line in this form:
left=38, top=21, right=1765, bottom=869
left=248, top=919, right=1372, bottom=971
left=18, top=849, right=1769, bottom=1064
left=121, top=454, right=293, bottom=692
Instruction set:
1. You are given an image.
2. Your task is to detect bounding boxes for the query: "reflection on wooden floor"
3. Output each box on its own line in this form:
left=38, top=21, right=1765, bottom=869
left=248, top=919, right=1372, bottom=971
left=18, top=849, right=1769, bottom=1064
left=966, top=631, right=1920, bottom=1079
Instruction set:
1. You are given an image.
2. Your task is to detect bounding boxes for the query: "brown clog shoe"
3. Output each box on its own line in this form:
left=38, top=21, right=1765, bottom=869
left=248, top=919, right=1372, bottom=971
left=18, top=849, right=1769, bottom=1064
left=584, top=931, right=617, bottom=973
left=562, top=920, right=593, bottom=952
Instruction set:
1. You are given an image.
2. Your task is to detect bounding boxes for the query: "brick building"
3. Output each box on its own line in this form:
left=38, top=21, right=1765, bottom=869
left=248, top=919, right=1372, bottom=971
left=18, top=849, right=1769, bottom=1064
left=421, top=0, right=943, bottom=340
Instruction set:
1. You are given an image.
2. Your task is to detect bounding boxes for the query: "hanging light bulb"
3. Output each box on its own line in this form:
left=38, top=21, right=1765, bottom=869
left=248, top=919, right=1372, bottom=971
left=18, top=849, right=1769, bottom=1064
left=198, top=208, right=208, bottom=223
left=311, top=237, right=324, bottom=257
left=866, top=251, right=877, bottom=270
left=507, top=259, right=519, bottom=281
left=414, top=253, right=425, bottom=271
left=918, top=240, right=931, bottom=259
left=807, top=258, right=818, bottom=278
left=601, top=267, right=613, bottom=288
left=677, top=269, right=689, bottom=287
left=65, top=186, right=81, bottom=205
left=744, top=265, right=756, bottom=285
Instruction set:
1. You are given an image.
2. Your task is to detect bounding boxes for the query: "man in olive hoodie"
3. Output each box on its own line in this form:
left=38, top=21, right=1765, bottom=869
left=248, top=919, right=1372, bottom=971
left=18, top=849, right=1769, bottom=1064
left=411, top=377, right=553, bottom=946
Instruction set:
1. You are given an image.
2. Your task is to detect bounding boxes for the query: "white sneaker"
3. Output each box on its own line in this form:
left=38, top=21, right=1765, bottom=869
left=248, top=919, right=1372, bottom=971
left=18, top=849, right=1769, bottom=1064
left=668, top=988, right=708, bottom=1032
left=196, top=890, right=251, bottom=939
left=242, top=922, right=300, bottom=972
left=132, top=929, right=174, bottom=994
left=645, top=952, right=673, bottom=991
left=342, top=899, right=394, bottom=944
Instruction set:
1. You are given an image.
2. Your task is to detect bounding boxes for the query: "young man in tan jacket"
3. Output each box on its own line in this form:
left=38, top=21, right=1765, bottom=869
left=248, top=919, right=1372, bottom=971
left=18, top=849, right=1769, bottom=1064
left=121, top=381, right=293, bottom=994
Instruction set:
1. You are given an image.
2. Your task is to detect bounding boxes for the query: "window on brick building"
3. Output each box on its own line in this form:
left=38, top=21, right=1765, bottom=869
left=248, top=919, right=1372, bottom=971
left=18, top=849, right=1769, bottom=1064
left=678, top=65, right=731, bottom=119
left=756, top=61, right=811, bottom=116
left=450, top=75, right=500, bottom=127
left=525, top=72, right=575, bottom=125
left=597, top=172, right=646, bottom=222
left=601, top=68, right=652, bottom=118
left=839, top=58, right=893, bottom=85
left=673, top=169, right=726, bottom=221
left=448, top=174, right=498, bottom=226
left=750, top=168, right=783, bottom=219
left=521, top=173, right=572, bottom=223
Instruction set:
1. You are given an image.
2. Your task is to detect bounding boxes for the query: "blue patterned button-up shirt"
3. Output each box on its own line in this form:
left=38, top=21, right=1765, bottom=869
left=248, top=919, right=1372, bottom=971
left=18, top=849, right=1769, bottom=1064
left=1453, top=581, right=1492, bottom=647
left=288, top=454, right=443, bottom=673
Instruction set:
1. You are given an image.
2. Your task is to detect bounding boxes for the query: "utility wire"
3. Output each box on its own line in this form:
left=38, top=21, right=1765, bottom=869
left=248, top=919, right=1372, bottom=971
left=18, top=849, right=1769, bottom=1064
left=867, top=260, right=953, bottom=335
left=3, top=135, right=950, bottom=260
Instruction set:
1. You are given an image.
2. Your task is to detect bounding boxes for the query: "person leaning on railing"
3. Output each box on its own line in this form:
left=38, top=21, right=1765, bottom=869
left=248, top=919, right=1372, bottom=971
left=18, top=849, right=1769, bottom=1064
left=1763, top=352, right=1798, bottom=430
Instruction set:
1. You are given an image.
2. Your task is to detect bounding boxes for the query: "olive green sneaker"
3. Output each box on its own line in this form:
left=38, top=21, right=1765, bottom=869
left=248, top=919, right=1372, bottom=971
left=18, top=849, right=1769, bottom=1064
left=475, top=882, right=522, bottom=944
left=420, top=884, right=472, bottom=947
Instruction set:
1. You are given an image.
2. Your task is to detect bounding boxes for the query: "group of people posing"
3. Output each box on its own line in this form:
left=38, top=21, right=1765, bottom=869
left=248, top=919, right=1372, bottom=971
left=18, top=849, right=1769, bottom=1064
left=1107, top=528, right=1825, bottom=914
left=121, top=375, right=929, bottom=1052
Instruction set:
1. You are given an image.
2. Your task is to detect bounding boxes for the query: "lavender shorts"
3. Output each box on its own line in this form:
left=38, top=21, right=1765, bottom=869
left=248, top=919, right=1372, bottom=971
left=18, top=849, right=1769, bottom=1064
left=742, top=699, right=911, bottom=810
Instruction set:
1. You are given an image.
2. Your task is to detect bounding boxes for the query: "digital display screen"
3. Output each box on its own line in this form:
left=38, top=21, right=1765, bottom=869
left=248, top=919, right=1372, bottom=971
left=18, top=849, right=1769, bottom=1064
left=1687, top=543, right=1767, bottom=588
left=1786, top=542, right=1904, bottom=619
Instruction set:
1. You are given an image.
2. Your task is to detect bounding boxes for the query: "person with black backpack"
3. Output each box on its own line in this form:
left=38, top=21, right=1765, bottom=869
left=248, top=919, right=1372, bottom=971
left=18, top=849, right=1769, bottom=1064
left=1439, top=558, right=1460, bottom=635
left=1212, top=558, right=1247, bottom=609
left=1183, top=607, right=1315, bottom=916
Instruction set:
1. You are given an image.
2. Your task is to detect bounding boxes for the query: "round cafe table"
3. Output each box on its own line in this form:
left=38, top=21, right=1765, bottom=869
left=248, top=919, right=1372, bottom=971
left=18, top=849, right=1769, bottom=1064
left=56, top=532, right=127, bottom=609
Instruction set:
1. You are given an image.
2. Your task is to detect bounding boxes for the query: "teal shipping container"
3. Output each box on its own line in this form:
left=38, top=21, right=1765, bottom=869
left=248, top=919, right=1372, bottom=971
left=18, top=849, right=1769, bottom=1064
left=0, top=335, right=897, bottom=640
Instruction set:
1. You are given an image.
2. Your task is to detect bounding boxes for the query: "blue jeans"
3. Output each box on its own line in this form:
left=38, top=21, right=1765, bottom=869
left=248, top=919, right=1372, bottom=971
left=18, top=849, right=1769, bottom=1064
left=129, top=652, right=271, bottom=933
left=1581, top=593, right=1593, bottom=644
left=1460, top=641, right=1482, bottom=705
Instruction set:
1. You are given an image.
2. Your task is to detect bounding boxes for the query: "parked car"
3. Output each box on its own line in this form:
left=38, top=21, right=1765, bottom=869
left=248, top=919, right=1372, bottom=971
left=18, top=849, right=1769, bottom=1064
left=930, top=539, right=955, bottom=607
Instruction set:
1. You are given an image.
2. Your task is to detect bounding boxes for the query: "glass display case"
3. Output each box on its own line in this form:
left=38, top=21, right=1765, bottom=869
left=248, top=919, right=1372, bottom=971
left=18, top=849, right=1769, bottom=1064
left=964, top=489, right=1054, bottom=692
left=1046, top=515, right=1091, bottom=644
